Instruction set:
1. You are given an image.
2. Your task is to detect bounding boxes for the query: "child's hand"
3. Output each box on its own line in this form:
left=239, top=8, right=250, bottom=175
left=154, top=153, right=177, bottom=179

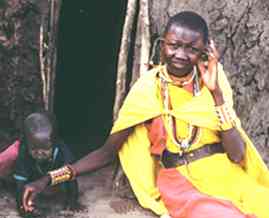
left=22, top=176, right=50, bottom=213
left=19, top=204, right=34, bottom=218
left=19, top=206, right=43, bottom=218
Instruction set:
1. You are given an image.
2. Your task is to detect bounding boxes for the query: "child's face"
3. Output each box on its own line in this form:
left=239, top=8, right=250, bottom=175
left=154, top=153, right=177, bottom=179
left=29, top=147, right=53, bottom=162
left=27, top=132, right=53, bottom=162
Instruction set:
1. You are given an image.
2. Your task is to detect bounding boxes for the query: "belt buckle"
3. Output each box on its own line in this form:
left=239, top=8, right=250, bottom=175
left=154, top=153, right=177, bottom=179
left=178, top=151, right=188, bottom=165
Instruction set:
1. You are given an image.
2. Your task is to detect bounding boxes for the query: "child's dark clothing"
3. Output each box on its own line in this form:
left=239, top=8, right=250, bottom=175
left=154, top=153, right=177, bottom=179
left=14, top=141, right=79, bottom=212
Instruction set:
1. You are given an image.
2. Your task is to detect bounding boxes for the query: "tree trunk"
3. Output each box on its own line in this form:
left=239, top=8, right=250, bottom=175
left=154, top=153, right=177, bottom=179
left=39, top=0, right=62, bottom=112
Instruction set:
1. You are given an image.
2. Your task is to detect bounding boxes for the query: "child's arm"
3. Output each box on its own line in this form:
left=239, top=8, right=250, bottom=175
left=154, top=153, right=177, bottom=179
left=14, top=144, right=35, bottom=217
left=15, top=180, right=25, bottom=213
left=14, top=174, right=36, bottom=217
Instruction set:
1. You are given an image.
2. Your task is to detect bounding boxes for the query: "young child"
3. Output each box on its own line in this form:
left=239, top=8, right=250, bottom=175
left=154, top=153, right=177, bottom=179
left=13, top=111, right=82, bottom=217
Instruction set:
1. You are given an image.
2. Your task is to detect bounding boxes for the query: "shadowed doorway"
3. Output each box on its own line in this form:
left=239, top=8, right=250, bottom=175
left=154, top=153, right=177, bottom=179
left=54, top=1, right=126, bottom=159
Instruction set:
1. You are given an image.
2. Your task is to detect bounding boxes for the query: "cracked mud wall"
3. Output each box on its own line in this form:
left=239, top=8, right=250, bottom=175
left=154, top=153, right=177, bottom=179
left=149, top=0, right=269, bottom=163
left=0, top=0, right=44, bottom=144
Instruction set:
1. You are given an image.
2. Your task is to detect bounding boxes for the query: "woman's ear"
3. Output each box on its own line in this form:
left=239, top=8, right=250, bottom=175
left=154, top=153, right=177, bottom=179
left=159, top=39, right=166, bottom=64
left=159, top=50, right=164, bottom=65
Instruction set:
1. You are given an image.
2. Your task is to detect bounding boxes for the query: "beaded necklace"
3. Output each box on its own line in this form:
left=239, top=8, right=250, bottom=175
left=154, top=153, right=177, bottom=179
left=159, top=66, right=201, bottom=155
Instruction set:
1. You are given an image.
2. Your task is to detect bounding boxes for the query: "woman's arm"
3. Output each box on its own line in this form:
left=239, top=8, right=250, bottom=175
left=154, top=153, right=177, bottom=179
left=72, top=127, right=133, bottom=175
left=211, top=90, right=245, bottom=163
left=198, top=40, right=245, bottom=163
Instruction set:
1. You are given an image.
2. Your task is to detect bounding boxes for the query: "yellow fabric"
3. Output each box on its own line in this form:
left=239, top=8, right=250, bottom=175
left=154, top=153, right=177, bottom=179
left=163, top=86, right=221, bottom=153
left=111, top=64, right=269, bottom=217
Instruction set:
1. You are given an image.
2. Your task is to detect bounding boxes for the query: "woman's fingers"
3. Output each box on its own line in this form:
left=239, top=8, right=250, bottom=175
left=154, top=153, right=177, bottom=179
left=208, top=40, right=219, bottom=60
left=198, top=56, right=218, bottom=91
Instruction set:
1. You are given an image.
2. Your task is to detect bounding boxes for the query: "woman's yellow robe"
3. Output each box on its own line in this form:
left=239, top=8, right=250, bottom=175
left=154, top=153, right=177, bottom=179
left=111, top=64, right=269, bottom=217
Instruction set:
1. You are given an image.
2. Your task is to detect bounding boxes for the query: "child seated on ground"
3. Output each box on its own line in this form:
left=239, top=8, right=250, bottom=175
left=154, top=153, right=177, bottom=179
left=13, top=111, right=83, bottom=217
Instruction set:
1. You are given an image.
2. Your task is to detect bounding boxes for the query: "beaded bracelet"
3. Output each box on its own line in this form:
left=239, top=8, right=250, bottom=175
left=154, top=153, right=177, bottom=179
left=215, top=103, right=236, bottom=131
left=48, top=165, right=76, bottom=186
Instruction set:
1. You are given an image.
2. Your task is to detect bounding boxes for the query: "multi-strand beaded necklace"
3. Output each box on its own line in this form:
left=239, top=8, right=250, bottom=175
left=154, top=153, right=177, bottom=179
left=158, top=65, right=201, bottom=156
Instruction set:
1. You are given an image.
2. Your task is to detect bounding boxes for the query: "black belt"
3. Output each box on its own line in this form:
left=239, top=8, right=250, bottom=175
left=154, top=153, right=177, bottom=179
left=160, top=143, right=225, bottom=168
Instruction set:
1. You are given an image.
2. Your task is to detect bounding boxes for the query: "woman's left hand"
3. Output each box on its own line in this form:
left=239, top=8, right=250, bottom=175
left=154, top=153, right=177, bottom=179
left=197, top=40, right=220, bottom=92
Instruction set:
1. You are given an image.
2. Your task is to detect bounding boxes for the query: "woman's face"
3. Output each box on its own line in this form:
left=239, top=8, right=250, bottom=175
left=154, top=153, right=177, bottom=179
left=161, top=24, right=206, bottom=77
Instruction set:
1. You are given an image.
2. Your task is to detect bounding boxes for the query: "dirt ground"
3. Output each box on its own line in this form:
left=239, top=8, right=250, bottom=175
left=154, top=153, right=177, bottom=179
left=0, top=166, right=156, bottom=218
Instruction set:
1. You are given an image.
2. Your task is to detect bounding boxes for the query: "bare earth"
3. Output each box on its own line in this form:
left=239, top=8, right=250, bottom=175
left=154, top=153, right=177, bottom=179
left=0, top=166, right=156, bottom=218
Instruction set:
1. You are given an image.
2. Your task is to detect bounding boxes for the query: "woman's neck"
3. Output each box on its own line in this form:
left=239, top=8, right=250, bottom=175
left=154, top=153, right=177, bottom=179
left=162, top=65, right=197, bottom=93
left=168, top=72, right=194, bottom=85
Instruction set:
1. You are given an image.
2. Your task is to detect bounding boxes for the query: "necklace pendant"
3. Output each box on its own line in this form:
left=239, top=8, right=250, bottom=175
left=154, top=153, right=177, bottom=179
left=181, top=140, right=189, bottom=149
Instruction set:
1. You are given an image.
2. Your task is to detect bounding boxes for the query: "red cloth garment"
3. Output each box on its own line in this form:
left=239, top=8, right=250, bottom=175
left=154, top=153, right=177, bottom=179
left=145, top=116, right=167, bottom=155
left=157, top=166, right=256, bottom=218
left=0, top=140, right=20, bottom=177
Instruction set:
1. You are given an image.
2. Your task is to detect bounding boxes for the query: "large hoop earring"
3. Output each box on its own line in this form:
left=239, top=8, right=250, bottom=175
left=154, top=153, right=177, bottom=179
left=193, top=65, right=201, bottom=96
left=149, top=37, right=162, bottom=66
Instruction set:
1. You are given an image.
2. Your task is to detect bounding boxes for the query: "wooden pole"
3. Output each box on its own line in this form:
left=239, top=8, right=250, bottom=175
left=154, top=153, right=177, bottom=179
left=139, top=0, right=151, bottom=75
left=39, top=0, right=62, bottom=112
left=113, top=0, right=139, bottom=120
left=130, top=0, right=151, bottom=85
left=112, top=0, right=152, bottom=197
left=48, top=0, right=62, bottom=113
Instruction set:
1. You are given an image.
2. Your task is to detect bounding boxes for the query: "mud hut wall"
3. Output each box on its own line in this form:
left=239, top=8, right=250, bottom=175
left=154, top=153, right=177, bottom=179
left=0, top=1, right=45, bottom=141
